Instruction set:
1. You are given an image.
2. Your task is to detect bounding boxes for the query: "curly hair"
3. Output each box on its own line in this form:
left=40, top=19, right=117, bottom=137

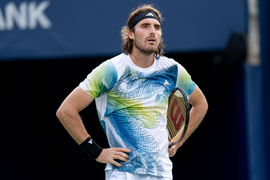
left=121, top=4, right=165, bottom=57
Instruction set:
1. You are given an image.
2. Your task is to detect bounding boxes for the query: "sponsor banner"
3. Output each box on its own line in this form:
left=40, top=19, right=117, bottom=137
left=0, top=0, right=246, bottom=60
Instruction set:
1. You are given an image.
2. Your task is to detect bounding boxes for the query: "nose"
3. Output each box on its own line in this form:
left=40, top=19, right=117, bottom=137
left=149, top=25, right=156, bottom=35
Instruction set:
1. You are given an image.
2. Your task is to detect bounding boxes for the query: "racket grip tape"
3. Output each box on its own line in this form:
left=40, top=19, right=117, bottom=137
left=80, top=137, right=102, bottom=160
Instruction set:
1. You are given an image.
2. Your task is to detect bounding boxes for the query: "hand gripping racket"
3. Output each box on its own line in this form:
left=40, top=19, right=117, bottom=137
left=167, top=88, right=190, bottom=147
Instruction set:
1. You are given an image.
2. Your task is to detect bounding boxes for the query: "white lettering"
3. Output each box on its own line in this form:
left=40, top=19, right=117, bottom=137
left=0, top=1, right=52, bottom=31
left=0, top=9, right=5, bottom=30
left=5, top=2, right=27, bottom=30
left=29, top=1, right=51, bottom=29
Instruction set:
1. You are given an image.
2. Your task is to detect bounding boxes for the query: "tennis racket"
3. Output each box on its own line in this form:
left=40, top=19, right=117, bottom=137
left=167, top=88, right=190, bottom=147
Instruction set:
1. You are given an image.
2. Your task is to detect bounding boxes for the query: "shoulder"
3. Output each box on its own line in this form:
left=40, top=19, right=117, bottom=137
left=107, top=53, right=128, bottom=64
left=158, top=56, right=191, bottom=76
left=105, top=53, right=129, bottom=76
left=95, top=53, right=126, bottom=70
left=158, top=55, right=182, bottom=68
left=85, top=53, right=128, bottom=80
left=159, top=55, right=175, bottom=62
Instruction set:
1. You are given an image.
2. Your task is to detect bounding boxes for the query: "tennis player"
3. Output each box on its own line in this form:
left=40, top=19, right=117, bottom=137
left=56, top=4, right=208, bottom=180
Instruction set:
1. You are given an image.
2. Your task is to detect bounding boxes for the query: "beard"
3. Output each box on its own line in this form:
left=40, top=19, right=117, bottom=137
left=133, top=39, right=159, bottom=55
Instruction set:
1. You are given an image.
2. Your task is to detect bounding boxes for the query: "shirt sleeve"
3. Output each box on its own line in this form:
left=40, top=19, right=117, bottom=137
left=79, top=60, right=117, bottom=98
left=176, top=64, right=197, bottom=96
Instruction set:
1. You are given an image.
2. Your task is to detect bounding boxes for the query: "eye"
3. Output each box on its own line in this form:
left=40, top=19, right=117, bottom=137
left=142, top=24, right=149, bottom=28
left=154, top=25, right=161, bottom=30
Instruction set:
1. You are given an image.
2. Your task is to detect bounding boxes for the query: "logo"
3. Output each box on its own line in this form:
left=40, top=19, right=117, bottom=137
left=88, top=139, right=93, bottom=144
left=163, top=80, right=170, bottom=86
left=169, top=98, right=184, bottom=130
left=146, top=12, right=154, bottom=17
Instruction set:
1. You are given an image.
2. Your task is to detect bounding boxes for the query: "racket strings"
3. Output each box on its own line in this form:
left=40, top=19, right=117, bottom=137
left=167, top=95, right=187, bottom=139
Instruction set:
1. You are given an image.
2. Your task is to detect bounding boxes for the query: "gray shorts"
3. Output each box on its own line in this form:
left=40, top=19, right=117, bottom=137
left=105, top=170, right=172, bottom=180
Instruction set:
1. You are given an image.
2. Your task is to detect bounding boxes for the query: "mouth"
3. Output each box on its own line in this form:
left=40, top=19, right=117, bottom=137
left=146, top=37, right=157, bottom=44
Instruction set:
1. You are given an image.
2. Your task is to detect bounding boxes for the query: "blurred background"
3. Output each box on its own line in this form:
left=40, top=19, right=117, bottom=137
left=0, top=0, right=269, bottom=179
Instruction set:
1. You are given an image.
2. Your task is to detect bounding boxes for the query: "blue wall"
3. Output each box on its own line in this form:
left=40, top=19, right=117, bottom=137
left=0, top=0, right=246, bottom=59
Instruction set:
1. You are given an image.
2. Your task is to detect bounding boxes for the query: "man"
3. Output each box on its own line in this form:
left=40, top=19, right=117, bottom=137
left=56, top=4, right=208, bottom=180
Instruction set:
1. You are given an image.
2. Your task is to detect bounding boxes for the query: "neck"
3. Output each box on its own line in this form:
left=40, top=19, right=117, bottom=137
left=130, top=49, right=155, bottom=68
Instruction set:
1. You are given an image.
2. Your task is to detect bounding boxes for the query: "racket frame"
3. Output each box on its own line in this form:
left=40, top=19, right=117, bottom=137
left=167, top=87, right=190, bottom=147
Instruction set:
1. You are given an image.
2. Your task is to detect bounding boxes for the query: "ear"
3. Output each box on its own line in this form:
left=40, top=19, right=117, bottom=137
left=128, top=30, right=135, bottom=40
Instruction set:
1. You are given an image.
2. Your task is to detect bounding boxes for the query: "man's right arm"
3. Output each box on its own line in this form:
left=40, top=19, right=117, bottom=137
left=56, top=86, right=131, bottom=166
left=56, top=86, right=94, bottom=144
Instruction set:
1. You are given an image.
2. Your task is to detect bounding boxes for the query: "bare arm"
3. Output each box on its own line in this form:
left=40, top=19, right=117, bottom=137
left=56, top=86, right=94, bottom=144
left=169, top=86, right=208, bottom=157
left=56, top=86, right=131, bottom=166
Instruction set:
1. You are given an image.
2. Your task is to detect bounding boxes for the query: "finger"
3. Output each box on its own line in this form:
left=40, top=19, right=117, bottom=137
left=168, top=145, right=176, bottom=151
left=115, top=151, right=129, bottom=159
left=168, top=149, right=173, bottom=157
left=111, top=160, right=122, bottom=167
left=113, top=147, right=131, bottom=152
left=170, top=151, right=176, bottom=157
left=113, top=155, right=128, bottom=162
left=169, top=150, right=174, bottom=157
left=168, top=146, right=175, bottom=157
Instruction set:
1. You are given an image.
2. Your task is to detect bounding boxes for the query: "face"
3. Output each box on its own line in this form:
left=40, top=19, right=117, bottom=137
left=129, top=18, right=162, bottom=55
